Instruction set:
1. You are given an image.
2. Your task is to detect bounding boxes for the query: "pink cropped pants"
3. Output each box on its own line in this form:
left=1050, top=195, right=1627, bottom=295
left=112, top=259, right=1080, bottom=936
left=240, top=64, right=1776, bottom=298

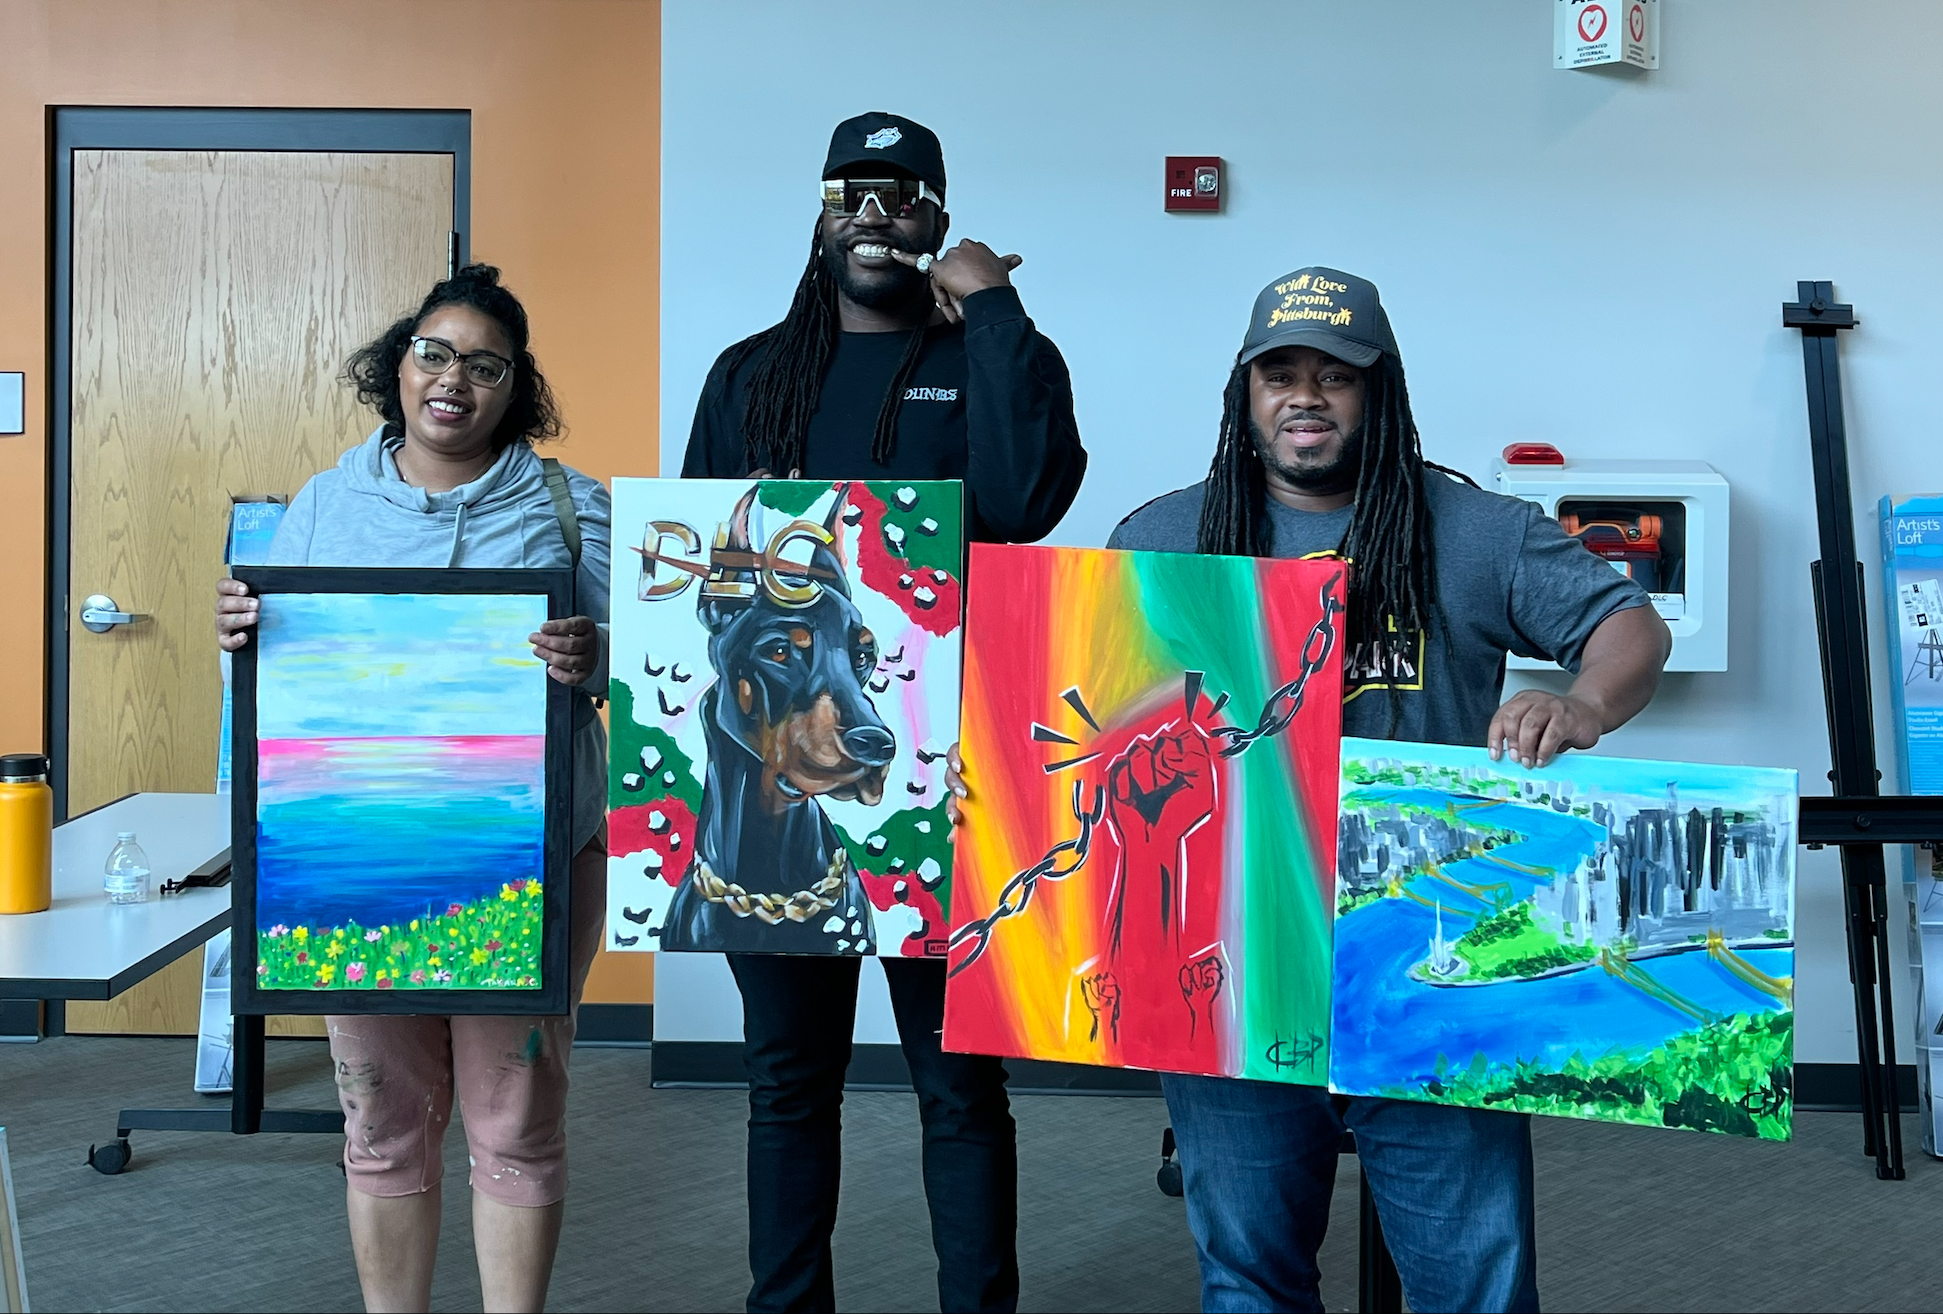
left=325, top=834, right=607, bottom=1207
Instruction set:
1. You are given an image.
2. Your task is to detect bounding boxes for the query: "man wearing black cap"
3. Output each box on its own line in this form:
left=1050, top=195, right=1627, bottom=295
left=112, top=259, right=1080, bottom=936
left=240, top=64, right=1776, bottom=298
left=683, top=111, right=1085, bottom=1314
left=1102, top=267, right=1669, bottom=1311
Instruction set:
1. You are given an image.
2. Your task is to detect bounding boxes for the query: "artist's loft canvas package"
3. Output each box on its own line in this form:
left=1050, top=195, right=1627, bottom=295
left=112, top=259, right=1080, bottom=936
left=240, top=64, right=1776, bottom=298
left=1879, top=493, right=1943, bottom=1153
left=605, top=479, right=963, bottom=958
left=231, top=568, right=575, bottom=1015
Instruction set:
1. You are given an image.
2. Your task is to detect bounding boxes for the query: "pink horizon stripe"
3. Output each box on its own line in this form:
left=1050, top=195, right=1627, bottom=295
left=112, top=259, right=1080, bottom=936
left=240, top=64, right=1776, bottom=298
left=258, top=735, right=546, bottom=762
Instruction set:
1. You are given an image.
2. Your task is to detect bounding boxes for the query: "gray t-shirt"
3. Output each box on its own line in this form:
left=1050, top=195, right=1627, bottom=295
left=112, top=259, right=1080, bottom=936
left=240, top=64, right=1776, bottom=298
left=1106, top=473, right=1648, bottom=747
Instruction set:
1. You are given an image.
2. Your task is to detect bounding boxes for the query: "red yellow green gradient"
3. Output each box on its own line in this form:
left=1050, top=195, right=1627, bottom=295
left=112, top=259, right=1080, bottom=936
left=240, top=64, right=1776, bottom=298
left=944, top=545, right=1343, bottom=1083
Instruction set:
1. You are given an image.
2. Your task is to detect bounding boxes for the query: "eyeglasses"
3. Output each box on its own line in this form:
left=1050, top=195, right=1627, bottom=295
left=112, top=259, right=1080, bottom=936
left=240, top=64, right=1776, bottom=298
left=409, top=336, right=514, bottom=389
left=820, top=177, right=943, bottom=220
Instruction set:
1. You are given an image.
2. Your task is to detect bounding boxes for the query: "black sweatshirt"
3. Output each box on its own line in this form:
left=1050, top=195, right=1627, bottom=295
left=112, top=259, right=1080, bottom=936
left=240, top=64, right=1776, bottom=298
left=680, top=286, right=1086, bottom=543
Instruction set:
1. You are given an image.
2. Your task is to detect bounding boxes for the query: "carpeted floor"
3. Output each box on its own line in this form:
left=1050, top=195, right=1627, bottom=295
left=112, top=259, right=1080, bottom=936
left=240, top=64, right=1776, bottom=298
left=0, top=1035, right=1934, bottom=1312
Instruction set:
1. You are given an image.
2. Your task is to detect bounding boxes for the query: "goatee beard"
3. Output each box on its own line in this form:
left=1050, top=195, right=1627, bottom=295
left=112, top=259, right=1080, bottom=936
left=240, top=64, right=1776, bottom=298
left=821, top=242, right=932, bottom=315
left=1250, top=418, right=1364, bottom=496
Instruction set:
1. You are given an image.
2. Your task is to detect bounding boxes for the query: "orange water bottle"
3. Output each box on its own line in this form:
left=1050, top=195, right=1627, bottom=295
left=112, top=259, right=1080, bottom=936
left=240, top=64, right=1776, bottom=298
left=0, top=753, right=53, bottom=914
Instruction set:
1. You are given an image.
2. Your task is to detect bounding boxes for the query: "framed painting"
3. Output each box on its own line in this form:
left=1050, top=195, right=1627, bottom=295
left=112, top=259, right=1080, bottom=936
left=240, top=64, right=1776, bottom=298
left=943, top=545, right=1346, bottom=1083
left=1329, top=738, right=1799, bottom=1140
left=605, top=478, right=963, bottom=957
left=231, top=567, right=574, bottom=1015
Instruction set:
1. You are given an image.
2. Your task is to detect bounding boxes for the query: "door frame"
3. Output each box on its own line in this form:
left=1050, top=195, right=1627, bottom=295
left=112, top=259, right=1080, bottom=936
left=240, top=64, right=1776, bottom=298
left=46, top=107, right=472, bottom=819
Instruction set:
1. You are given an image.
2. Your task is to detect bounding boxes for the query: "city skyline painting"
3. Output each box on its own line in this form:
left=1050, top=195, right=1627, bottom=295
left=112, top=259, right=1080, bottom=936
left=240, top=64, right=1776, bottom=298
left=1329, top=738, right=1799, bottom=1140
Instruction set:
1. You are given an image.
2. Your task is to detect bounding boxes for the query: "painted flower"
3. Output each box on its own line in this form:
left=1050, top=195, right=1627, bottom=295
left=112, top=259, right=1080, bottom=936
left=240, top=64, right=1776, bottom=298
left=447, top=903, right=464, bottom=916
left=327, top=941, right=346, bottom=960
left=500, top=885, right=519, bottom=903
left=526, top=882, right=542, bottom=898
left=410, top=969, right=427, bottom=985
left=332, top=928, right=345, bottom=939
left=268, top=924, right=289, bottom=937
left=345, top=963, right=367, bottom=984
left=469, top=948, right=490, bottom=966
left=295, top=951, right=309, bottom=965
left=376, top=977, right=394, bottom=989
left=317, top=963, right=336, bottom=984
left=433, top=970, right=453, bottom=983
left=485, top=939, right=503, bottom=953
left=428, top=955, right=442, bottom=968
left=509, top=879, right=527, bottom=893
left=292, top=926, right=309, bottom=943
left=409, top=919, right=420, bottom=932
left=364, top=930, right=383, bottom=943
left=256, top=964, right=268, bottom=976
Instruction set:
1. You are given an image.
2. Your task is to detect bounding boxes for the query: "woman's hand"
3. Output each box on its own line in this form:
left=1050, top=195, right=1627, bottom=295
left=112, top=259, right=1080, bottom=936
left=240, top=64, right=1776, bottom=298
left=531, top=616, right=600, bottom=686
left=945, top=741, right=968, bottom=825
left=215, top=578, right=259, bottom=651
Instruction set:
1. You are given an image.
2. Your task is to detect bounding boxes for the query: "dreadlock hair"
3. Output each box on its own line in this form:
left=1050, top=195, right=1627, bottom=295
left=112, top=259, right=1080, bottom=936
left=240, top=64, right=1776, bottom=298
left=723, top=217, right=929, bottom=473
left=1196, top=352, right=1471, bottom=714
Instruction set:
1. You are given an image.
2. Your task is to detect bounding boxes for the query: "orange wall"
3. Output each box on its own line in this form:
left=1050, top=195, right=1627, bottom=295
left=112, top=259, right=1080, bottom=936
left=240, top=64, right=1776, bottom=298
left=2, top=0, right=660, bottom=1005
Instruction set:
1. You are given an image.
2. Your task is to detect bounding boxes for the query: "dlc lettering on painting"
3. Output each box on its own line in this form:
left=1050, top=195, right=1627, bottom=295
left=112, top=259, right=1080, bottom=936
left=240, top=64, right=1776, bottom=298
left=942, top=545, right=1346, bottom=1082
left=1328, top=739, right=1799, bottom=1140
left=606, top=479, right=964, bottom=957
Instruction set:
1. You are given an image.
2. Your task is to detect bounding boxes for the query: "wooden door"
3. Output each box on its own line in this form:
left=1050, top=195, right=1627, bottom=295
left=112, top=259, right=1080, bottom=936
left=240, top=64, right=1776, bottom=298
left=64, top=150, right=453, bottom=1035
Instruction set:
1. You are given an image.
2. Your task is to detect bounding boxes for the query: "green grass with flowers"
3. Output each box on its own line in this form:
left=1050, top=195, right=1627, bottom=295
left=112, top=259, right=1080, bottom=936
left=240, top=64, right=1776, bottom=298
left=256, top=878, right=545, bottom=991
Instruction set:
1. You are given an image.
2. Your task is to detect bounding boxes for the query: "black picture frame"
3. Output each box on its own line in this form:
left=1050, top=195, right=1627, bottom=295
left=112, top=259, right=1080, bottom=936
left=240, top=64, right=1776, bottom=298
left=230, top=567, right=574, bottom=1016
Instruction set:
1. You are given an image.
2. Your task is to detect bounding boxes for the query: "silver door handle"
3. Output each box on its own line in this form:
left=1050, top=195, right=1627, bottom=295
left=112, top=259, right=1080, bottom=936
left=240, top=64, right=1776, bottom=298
left=80, top=593, right=150, bottom=633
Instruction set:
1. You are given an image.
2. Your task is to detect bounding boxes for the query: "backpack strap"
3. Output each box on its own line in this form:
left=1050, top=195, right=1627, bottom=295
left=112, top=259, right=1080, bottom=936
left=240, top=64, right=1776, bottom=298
left=540, top=457, right=582, bottom=569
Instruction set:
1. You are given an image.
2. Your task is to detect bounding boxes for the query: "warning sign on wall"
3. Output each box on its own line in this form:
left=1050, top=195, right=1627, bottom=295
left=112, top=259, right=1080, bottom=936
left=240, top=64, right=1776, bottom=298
left=1556, top=0, right=1658, bottom=70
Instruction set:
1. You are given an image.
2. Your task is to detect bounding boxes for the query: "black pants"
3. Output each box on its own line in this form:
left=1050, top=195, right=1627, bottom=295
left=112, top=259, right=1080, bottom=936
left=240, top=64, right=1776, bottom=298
left=727, top=953, right=1019, bottom=1314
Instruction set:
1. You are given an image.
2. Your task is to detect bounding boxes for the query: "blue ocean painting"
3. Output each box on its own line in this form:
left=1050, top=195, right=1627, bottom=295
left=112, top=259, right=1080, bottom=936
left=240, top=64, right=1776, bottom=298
left=1330, top=738, right=1799, bottom=1139
left=252, top=593, right=549, bottom=991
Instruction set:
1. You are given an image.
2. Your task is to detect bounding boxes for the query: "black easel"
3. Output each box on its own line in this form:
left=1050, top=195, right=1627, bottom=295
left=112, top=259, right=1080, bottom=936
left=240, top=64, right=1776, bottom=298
left=1784, top=279, right=1940, bottom=1181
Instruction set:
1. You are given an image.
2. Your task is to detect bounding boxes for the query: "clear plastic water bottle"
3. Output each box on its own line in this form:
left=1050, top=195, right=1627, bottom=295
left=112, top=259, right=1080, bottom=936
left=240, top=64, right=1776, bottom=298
left=104, top=831, right=151, bottom=905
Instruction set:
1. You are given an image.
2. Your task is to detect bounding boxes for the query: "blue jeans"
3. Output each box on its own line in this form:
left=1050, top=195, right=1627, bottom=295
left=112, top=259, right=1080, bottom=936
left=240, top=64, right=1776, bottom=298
left=1160, top=1074, right=1539, bottom=1314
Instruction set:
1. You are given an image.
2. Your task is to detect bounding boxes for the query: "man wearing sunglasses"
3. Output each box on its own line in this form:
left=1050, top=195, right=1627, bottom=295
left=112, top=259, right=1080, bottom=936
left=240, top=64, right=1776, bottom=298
left=682, top=111, right=1086, bottom=1314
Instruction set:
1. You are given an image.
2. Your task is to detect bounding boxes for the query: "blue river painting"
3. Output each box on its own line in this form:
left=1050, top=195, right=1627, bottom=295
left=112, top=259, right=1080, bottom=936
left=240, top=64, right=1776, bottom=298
left=252, top=592, right=550, bottom=993
left=1330, top=738, right=1798, bottom=1140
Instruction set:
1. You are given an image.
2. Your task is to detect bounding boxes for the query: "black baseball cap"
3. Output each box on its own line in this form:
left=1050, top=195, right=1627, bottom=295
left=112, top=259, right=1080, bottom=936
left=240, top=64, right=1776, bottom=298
left=1237, top=267, right=1399, bottom=368
left=823, top=112, right=947, bottom=199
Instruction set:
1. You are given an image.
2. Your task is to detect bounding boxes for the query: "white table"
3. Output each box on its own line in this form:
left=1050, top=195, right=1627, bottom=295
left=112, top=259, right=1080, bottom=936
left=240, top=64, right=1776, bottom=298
left=0, top=793, right=229, bottom=999
left=0, top=793, right=340, bottom=1172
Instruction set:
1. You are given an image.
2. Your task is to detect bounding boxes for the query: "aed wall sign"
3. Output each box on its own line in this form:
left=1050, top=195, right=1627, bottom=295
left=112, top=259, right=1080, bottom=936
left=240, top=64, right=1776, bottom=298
left=1556, top=0, right=1658, bottom=70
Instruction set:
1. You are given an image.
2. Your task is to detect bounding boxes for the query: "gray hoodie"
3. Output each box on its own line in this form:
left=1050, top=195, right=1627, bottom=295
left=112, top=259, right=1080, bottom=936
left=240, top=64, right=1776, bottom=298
left=267, top=427, right=611, bottom=850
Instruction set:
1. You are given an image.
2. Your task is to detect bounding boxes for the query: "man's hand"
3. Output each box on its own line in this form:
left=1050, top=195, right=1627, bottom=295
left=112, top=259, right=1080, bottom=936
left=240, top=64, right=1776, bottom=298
left=215, top=577, right=259, bottom=651
left=945, top=741, right=968, bottom=825
left=1486, top=691, right=1603, bottom=769
left=531, top=616, right=600, bottom=686
left=891, top=241, right=1024, bottom=324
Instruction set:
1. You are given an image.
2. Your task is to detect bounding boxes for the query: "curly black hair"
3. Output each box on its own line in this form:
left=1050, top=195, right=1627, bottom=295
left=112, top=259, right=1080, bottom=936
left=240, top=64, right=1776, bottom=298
left=344, top=263, right=564, bottom=448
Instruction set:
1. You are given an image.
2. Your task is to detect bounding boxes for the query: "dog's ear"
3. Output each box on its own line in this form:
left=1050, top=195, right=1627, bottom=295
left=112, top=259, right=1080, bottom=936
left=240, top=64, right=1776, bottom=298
left=699, top=486, right=762, bottom=633
left=814, top=482, right=854, bottom=600
left=823, top=482, right=852, bottom=538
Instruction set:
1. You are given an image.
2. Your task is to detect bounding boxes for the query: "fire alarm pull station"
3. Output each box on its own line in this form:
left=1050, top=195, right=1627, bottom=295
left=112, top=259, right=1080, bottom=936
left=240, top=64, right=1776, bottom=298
left=1165, top=156, right=1222, bottom=212
left=1494, top=446, right=1730, bottom=672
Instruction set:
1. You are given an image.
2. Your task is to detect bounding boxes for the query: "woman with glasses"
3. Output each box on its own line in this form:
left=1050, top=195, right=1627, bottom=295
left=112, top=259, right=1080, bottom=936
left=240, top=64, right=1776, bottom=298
left=213, top=264, right=611, bottom=1314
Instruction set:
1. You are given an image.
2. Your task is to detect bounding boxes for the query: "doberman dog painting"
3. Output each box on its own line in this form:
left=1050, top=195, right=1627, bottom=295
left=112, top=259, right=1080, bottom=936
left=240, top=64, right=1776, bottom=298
left=943, top=545, right=1346, bottom=1083
left=607, top=479, right=963, bottom=956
